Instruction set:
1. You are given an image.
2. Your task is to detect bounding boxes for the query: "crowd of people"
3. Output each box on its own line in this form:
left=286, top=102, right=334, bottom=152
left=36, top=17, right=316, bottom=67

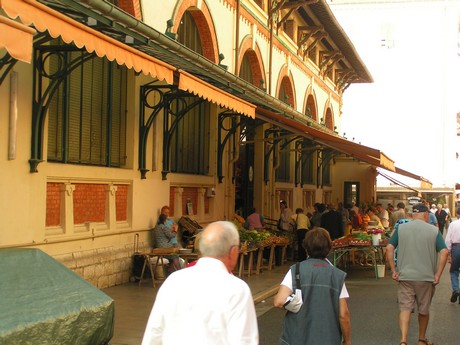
left=143, top=200, right=456, bottom=345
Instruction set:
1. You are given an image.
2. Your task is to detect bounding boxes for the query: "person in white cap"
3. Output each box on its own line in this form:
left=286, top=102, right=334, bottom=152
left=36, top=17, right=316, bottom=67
left=386, top=203, right=448, bottom=345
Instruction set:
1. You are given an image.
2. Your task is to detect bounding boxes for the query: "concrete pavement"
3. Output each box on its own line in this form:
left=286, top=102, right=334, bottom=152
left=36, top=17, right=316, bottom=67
left=103, top=260, right=459, bottom=345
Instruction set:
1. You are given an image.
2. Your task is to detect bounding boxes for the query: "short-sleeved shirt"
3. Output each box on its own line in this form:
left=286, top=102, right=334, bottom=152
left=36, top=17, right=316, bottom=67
left=280, top=259, right=349, bottom=298
left=389, top=224, right=446, bottom=251
left=389, top=219, right=447, bottom=281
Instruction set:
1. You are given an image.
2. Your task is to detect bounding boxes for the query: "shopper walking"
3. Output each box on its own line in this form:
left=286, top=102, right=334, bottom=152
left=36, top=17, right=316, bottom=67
left=279, top=200, right=294, bottom=231
left=444, top=208, right=460, bottom=303
left=141, top=221, right=258, bottom=345
left=435, top=204, right=448, bottom=235
left=386, top=203, right=448, bottom=345
left=274, top=227, right=351, bottom=345
left=292, top=208, right=311, bottom=261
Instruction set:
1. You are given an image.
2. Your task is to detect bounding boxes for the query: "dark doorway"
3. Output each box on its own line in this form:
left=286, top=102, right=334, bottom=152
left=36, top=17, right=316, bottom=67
left=234, top=139, right=254, bottom=218
left=344, top=182, right=360, bottom=208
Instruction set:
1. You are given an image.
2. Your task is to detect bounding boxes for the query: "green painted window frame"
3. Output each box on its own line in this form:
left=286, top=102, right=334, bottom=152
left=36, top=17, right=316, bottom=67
left=47, top=51, right=127, bottom=167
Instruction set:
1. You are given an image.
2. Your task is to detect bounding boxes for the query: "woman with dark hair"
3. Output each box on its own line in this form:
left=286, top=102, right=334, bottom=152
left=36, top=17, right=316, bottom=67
left=274, top=228, right=351, bottom=345
left=435, top=204, right=448, bottom=235
left=153, top=213, right=181, bottom=272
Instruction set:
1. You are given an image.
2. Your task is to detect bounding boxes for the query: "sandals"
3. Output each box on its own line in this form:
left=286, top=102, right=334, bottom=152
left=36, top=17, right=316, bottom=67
left=399, top=339, right=433, bottom=345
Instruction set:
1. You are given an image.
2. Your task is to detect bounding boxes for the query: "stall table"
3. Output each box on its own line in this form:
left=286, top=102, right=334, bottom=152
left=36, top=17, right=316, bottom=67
left=139, top=248, right=202, bottom=286
left=332, top=243, right=386, bottom=279
left=255, top=243, right=275, bottom=274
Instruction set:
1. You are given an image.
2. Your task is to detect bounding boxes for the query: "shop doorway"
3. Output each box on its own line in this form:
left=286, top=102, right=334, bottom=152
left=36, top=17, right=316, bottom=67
left=235, top=140, right=254, bottom=219
left=344, top=182, right=360, bottom=208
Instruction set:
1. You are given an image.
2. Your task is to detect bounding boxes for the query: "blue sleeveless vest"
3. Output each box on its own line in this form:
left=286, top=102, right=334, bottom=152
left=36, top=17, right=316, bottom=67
left=280, top=258, right=346, bottom=345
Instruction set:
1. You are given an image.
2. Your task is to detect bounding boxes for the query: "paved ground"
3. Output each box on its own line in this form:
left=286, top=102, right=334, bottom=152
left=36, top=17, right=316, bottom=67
left=103, top=260, right=459, bottom=345
left=258, top=265, right=459, bottom=345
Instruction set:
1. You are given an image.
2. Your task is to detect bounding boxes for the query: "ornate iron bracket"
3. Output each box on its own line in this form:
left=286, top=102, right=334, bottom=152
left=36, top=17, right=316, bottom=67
left=138, top=83, right=176, bottom=179
left=30, top=39, right=94, bottom=172
left=316, top=148, right=334, bottom=188
left=217, top=112, right=262, bottom=183
left=263, top=127, right=298, bottom=183
left=217, top=112, right=242, bottom=183
left=0, top=53, right=17, bottom=86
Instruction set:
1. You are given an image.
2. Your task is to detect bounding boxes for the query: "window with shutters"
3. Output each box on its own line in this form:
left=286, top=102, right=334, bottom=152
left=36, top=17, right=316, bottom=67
left=301, top=143, right=314, bottom=185
left=276, top=139, right=291, bottom=183
left=47, top=51, right=127, bottom=167
left=170, top=97, right=210, bottom=175
left=322, top=152, right=331, bottom=186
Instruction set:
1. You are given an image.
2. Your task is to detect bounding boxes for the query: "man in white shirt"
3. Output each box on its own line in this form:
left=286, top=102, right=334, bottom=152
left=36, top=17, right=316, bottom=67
left=141, top=221, right=258, bottom=345
left=445, top=208, right=460, bottom=303
left=376, top=203, right=389, bottom=229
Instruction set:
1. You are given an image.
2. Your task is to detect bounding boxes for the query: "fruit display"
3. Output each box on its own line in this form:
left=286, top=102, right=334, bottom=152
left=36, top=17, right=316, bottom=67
left=331, top=232, right=390, bottom=248
left=238, top=228, right=292, bottom=248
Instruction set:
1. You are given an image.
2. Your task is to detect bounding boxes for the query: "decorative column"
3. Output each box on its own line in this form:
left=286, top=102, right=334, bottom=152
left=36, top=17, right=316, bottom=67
left=105, top=184, right=118, bottom=230
left=173, top=187, right=183, bottom=218
left=61, top=183, right=75, bottom=234
left=198, top=188, right=206, bottom=219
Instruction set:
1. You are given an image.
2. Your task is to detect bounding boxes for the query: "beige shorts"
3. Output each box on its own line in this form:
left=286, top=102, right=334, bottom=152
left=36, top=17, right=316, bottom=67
left=398, top=281, right=435, bottom=315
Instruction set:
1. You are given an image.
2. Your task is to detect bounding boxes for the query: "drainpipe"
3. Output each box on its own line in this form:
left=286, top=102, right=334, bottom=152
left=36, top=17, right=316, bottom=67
left=268, top=0, right=273, bottom=95
left=235, top=0, right=240, bottom=76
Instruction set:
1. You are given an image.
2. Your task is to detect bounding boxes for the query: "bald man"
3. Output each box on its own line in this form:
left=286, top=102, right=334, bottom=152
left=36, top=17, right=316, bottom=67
left=142, top=221, right=258, bottom=345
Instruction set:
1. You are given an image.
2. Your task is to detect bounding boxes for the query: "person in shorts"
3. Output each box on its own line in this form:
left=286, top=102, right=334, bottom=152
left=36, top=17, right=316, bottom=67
left=386, top=203, right=448, bottom=345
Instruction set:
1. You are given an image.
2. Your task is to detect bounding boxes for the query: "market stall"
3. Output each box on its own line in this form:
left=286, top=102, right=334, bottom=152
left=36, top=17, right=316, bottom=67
left=331, top=230, right=389, bottom=279
left=235, top=221, right=294, bottom=277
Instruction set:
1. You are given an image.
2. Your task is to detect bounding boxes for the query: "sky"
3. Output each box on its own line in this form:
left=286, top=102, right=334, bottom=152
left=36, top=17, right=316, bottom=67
left=328, top=0, right=460, bottom=187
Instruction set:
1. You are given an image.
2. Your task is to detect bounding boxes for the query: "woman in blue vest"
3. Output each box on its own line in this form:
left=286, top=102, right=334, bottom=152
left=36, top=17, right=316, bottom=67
left=274, top=228, right=351, bottom=345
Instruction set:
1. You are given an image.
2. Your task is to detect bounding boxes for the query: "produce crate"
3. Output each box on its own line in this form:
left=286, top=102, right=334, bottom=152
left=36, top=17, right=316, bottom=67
left=178, top=216, right=202, bottom=233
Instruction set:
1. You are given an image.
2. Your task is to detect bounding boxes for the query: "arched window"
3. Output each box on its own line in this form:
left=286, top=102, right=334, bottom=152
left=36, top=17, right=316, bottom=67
left=239, top=53, right=253, bottom=85
left=177, top=11, right=203, bottom=55
left=305, top=94, right=317, bottom=121
left=173, top=10, right=210, bottom=175
left=325, top=108, right=333, bottom=130
left=279, top=76, right=294, bottom=107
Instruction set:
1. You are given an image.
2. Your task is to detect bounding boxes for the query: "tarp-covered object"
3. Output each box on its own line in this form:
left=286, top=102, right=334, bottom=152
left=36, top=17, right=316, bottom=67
left=0, top=248, right=114, bottom=345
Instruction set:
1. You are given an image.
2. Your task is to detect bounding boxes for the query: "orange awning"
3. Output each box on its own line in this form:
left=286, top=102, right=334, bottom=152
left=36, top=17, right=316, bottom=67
left=394, top=167, right=432, bottom=188
left=178, top=70, right=256, bottom=118
left=0, top=15, right=35, bottom=63
left=0, top=0, right=174, bottom=83
left=256, top=106, right=396, bottom=172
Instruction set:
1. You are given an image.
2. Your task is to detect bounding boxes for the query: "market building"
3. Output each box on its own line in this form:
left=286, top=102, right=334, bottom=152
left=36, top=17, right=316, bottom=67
left=0, top=0, right=428, bottom=288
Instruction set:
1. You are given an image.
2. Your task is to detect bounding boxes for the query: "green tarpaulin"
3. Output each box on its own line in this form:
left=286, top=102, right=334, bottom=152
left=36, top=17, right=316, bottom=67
left=0, top=248, right=114, bottom=345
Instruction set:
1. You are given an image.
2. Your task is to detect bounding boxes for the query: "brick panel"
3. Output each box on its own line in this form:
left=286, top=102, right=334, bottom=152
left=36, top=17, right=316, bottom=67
left=169, top=188, right=175, bottom=217
left=73, top=184, right=106, bottom=224
left=182, top=187, right=198, bottom=216
left=115, top=184, right=128, bottom=222
left=46, top=182, right=61, bottom=227
left=117, top=0, right=142, bottom=19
